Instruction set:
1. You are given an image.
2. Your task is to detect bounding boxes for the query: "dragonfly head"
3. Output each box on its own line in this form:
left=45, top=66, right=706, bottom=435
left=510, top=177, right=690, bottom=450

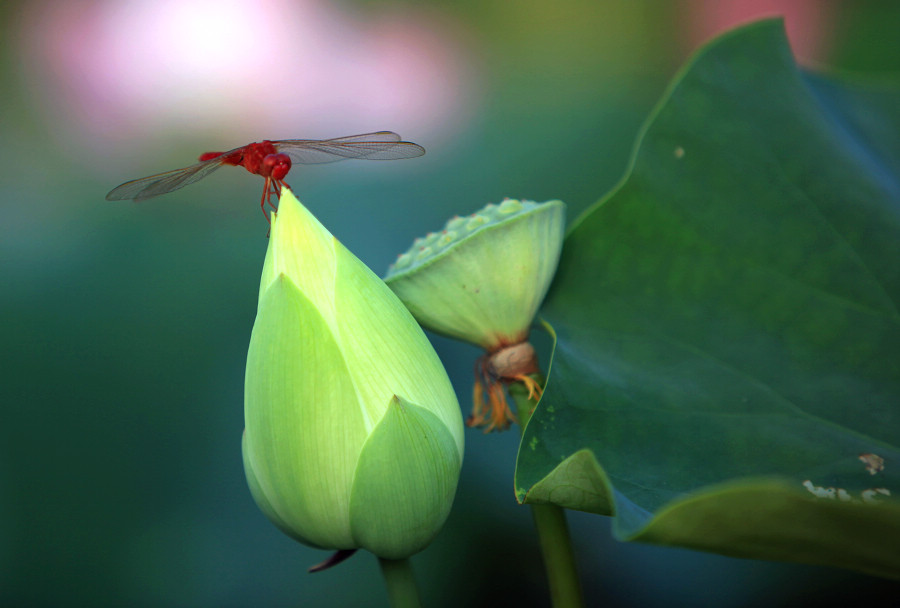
left=262, top=153, right=292, bottom=181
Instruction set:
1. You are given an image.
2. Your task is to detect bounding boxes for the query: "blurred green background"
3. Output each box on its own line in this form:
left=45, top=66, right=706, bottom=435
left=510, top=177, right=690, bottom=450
left=2, top=1, right=899, bottom=606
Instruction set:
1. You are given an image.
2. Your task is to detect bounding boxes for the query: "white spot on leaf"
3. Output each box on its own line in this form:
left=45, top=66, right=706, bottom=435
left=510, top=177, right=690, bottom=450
left=861, top=488, right=891, bottom=504
left=803, top=480, right=835, bottom=499
left=804, top=479, right=892, bottom=505
left=859, top=453, right=885, bottom=475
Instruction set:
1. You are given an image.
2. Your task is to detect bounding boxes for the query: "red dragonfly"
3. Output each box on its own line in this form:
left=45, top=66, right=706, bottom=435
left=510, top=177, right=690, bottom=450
left=105, top=132, right=425, bottom=220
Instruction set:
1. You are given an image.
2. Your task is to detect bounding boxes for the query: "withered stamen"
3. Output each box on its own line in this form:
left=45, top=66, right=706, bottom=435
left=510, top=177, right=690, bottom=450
left=467, top=341, right=541, bottom=433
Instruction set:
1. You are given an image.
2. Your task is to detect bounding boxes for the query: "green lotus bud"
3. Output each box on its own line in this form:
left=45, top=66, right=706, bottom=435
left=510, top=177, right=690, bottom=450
left=385, top=199, right=565, bottom=431
left=243, top=189, right=464, bottom=560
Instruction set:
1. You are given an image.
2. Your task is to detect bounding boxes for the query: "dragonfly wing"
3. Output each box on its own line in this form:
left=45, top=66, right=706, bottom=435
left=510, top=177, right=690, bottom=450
left=276, top=131, right=425, bottom=164
left=105, top=159, right=227, bottom=201
left=327, top=131, right=402, bottom=143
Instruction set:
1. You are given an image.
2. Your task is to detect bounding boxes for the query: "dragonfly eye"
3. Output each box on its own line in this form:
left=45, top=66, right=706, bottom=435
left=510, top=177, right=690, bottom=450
left=263, top=153, right=292, bottom=180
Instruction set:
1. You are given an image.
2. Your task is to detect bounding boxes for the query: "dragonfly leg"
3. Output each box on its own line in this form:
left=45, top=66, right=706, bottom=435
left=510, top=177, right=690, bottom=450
left=268, top=180, right=283, bottom=211
left=258, top=179, right=287, bottom=229
left=260, top=179, right=272, bottom=224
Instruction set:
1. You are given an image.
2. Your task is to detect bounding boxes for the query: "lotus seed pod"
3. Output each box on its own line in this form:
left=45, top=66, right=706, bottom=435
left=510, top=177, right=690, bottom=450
left=385, top=199, right=566, bottom=351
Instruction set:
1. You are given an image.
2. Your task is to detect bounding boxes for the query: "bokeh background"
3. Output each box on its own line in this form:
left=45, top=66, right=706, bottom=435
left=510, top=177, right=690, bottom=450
left=2, top=1, right=899, bottom=606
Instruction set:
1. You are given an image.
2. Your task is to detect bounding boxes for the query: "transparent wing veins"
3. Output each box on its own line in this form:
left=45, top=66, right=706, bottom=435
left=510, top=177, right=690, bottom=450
left=105, top=159, right=228, bottom=201
left=275, top=131, right=425, bottom=164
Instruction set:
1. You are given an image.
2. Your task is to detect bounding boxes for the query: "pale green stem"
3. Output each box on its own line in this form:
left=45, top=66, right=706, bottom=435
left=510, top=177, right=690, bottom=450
left=378, top=557, right=422, bottom=608
left=510, top=376, right=585, bottom=608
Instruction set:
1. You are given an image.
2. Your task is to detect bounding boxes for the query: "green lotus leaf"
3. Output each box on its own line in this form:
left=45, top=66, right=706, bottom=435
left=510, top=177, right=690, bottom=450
left=515, top=19, right=900, bottom=579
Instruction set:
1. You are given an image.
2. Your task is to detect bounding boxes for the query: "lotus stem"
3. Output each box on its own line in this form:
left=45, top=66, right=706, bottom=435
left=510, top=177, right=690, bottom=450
left=510, top=375, right=585, bottom=608
left=378, top=557, right=423, bottom=608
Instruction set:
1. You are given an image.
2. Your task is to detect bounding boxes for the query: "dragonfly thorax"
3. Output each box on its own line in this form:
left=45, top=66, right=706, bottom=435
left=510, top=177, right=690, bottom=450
left=235, top=141, right=279, bottom=176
